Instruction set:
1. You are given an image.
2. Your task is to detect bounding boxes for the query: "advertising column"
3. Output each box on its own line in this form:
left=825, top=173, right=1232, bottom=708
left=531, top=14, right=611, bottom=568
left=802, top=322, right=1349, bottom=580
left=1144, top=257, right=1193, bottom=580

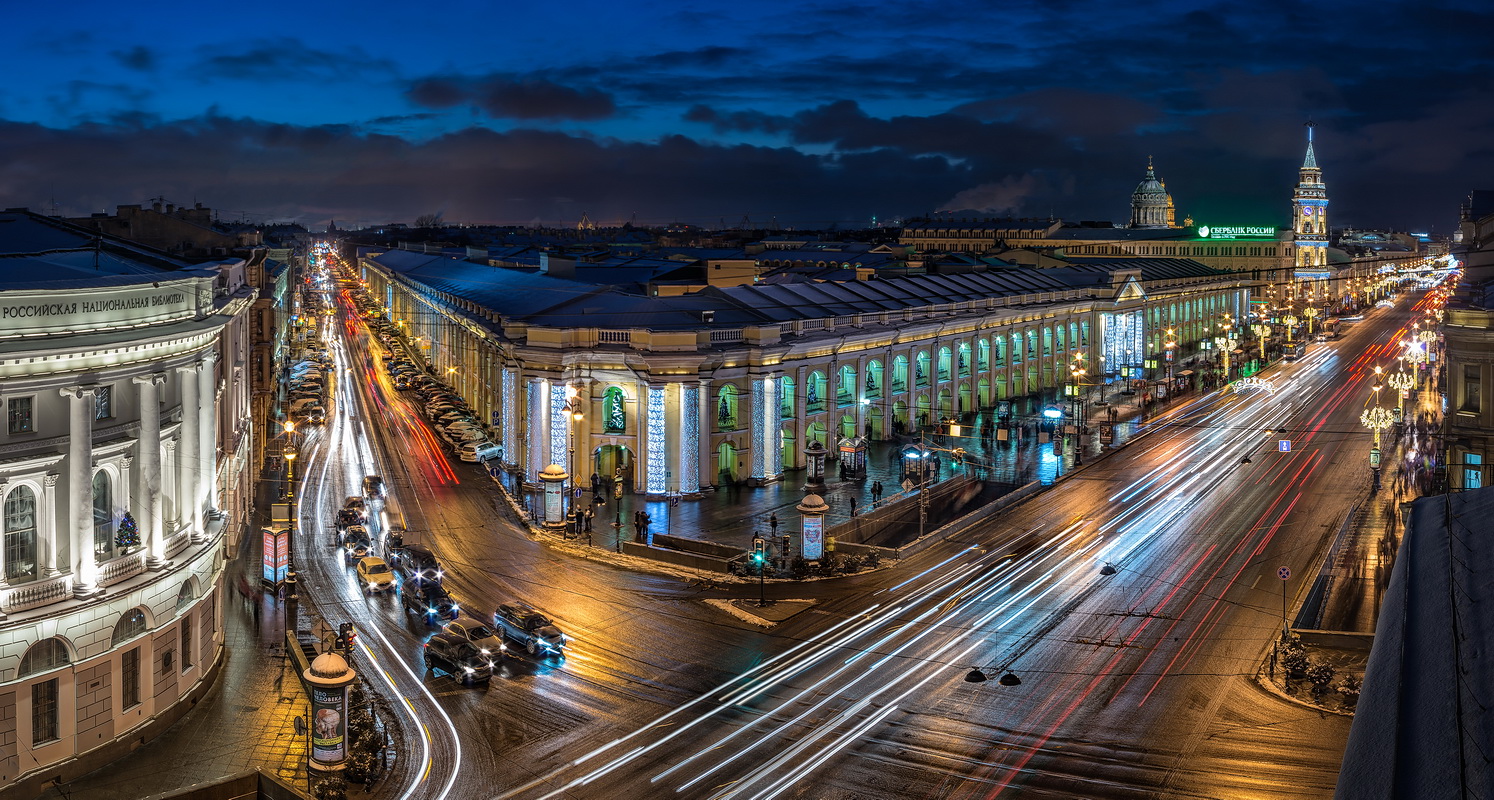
left=797, top=493, right=829, bottom=561
left=303, top=651, right=357, bottom=772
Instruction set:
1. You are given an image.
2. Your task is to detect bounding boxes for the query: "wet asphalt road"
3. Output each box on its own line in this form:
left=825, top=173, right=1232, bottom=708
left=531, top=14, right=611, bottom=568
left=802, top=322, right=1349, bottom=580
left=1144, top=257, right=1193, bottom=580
left=292, top=279, right=1428, bottom=799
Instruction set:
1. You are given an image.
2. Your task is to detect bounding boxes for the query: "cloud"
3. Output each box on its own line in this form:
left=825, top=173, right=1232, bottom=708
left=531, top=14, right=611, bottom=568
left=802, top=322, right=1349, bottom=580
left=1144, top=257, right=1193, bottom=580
left=111, top=46, right=156, bottom=72
left=195, top=42, right=396, bottom=81
left=405, top=76, right=616, bottom=121
left=937, top=173, right=1050, bottom=216
left=683, top=105, right=791, bottom=135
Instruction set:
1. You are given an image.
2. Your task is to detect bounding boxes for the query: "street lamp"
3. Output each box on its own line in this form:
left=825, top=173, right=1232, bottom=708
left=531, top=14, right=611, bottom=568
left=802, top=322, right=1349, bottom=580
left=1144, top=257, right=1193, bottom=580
left=1251, top=323, right=1271, bottom=362
left=1302, top=306, right=1319, bottom=335
left=1164, top=329, right=1177, bottom=387
left=1214, top=332, right=1238, bottom=383
left=1282, top=313, right=1299, bottom=343
left=563, top=387, right=585, bottom=538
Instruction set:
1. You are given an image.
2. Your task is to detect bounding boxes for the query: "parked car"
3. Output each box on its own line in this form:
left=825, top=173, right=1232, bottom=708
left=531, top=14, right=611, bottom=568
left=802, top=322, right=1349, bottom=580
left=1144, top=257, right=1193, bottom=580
left=402, top=582, right=460, bottom=623
left=355, top=557, right=396, bottom=592
left=389, top=544, right=443, bottom=586
left=443, top=617, right=508, bottom=659
left=494, top=601, right=567, bottom=656
left=457, top=440, right=501, bottom=463
left=423, top=633, right=493, bottom=686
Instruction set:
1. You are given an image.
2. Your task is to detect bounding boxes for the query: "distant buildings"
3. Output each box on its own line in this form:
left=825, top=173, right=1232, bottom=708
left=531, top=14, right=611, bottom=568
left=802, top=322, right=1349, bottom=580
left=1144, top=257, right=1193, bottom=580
left=0, top=210, right=260, bottom=794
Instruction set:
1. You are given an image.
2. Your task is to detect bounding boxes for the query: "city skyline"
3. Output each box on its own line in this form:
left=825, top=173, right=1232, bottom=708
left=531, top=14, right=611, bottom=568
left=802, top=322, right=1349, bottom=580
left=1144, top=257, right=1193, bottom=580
left=1, top=0, right=1488, bottom=232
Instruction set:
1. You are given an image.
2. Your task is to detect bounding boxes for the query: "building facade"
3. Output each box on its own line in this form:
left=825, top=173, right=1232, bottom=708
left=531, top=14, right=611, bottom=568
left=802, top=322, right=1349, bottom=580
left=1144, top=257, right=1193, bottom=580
left=1444, top=191, right=1494, bottom=492
left=355, top=248, right=1250, bottom=494
left=1130, top=158, right=1178, bottom=229
left=0, top=211, right=256, bottom=793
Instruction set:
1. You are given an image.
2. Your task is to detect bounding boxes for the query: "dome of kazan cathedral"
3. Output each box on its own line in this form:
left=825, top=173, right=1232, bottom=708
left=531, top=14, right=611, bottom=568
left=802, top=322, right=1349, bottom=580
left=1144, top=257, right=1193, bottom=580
left=1129, top=156, right=1178, bottom=229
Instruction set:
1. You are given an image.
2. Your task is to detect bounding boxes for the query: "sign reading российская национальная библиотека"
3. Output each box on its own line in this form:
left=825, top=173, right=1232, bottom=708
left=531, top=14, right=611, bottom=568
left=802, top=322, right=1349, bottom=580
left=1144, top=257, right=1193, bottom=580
left=0, top=283, right=198, bottom=334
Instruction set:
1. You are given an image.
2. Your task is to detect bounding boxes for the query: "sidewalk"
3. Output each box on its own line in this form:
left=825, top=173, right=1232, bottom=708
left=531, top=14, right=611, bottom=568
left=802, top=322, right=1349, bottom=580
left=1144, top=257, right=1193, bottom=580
left=38, top=498, right=313, bottom=799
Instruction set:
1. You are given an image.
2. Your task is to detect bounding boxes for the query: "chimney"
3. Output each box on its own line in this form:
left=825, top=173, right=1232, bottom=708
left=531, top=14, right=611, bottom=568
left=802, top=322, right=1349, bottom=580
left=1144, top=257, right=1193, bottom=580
left=538, top=252, right=576, bottom=279
left=152, top=201, right=162, bottom=213
left=166, top=203, right=175, bottom=214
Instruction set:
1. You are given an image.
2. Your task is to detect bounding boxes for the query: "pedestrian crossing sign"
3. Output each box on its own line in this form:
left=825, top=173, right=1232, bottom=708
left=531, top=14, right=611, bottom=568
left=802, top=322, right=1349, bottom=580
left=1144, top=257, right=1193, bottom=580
left=1279, top=440, right=1291, bottom=452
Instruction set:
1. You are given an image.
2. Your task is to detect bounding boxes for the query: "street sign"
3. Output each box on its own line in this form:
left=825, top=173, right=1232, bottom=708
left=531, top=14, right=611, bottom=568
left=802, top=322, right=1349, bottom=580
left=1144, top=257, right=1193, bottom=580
left=1279, top=440, right=1291, bottom=452
left=1278, top=566, right=1291, bottom=580
left=901, top=478, right=914, bottom=493
left=312, top=619, right=334, bottom=653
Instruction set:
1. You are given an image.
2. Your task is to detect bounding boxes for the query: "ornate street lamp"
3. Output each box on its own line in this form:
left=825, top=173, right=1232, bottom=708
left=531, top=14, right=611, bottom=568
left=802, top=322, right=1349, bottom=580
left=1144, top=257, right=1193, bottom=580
left=1215, top=333, right=1238, bottom=382
left=1251, top=323, right=1271, bottom=361
left=1283, top=313, right=1299, bottom=343
left=1302, top=306, right=1319, bottom=335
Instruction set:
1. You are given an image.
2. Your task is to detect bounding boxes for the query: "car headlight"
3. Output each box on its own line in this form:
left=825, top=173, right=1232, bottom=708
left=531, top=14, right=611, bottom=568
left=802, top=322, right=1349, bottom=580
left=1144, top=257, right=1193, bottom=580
left=480, top=648, right=490, bottom=655
left=463, top=667, right=474, bottom=674
left=427, top=607, right=437, bottom=615
left=451, top=604, right=460, bottom=612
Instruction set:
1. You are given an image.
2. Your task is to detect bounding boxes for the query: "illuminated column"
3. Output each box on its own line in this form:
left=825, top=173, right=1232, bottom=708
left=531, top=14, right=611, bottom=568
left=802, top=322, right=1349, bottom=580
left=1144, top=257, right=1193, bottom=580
left=793, top=365, right=808, bottom=471
left=135, top=372, right=167, bottom=565
left=853, top=358, right=868, bottom=434
left=678, top=382, right=700, bottom=495
left=548, top=382, right=568, bottom=472
left=645, top=384, right=667, bottom=495
left=196, top=352, right=218, bottom=540
left=176, top=362, right=200, bottom=539
left=502, top=368, right=518, bottom=468
left=40, top=474, right=60, bottom=577
left=696, top=378, right=712, bottom=489
left=750, top=375, right=767, bottom=481
left=765, top=371, right=781, bottom=481
left=63, top=385, right=99, bottom=597
left=526, top=377, right=546, bottom=483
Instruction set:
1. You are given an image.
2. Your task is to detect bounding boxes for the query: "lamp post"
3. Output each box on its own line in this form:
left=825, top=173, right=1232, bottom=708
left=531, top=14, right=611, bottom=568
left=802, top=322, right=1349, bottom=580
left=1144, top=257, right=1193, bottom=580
left=283, top=420, right=299, bottom=630
left=1282, top=313, right=1299, bottom=343
left=1164, top=329, right=1176, bottom=387
left=1214, top=333, right=1238, bottom=384
left=563, top=386, right=585, bottom=537
left=1303, top=306, right=1319, bottom=336
left=1251, top=323, right=1271, bottom=362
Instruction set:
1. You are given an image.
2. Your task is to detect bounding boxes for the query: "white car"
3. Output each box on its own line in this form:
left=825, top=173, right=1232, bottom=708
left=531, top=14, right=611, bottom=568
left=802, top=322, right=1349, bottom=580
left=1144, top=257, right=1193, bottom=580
left=356, top=557, right=396, bottom=592
left=456, top=440, right=500, bottom=462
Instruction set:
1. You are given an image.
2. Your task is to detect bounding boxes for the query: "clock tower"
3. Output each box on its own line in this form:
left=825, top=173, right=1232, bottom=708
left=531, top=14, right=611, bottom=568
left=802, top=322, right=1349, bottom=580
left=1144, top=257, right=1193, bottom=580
left=1291, top=121, right=1328, bottom=274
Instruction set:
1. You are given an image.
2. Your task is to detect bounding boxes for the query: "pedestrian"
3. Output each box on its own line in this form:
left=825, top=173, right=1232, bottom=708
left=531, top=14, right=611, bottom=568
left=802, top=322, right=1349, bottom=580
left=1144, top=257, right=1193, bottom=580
left=591, top=472, right=601, bottom=495
left=584, top=506, right=594, bottom=532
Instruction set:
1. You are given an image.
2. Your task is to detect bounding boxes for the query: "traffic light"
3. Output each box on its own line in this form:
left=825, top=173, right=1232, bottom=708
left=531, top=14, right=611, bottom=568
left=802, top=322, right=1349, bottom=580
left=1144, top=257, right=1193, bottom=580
left=751, top=538, right=766, bottom=566
left=338, top=622, right=356, bottom=653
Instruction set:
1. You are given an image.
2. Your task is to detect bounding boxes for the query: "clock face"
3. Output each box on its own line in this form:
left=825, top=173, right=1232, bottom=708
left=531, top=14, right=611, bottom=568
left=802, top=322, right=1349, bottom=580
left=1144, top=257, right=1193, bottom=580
left=1302, top=207, right=1314, bottom=216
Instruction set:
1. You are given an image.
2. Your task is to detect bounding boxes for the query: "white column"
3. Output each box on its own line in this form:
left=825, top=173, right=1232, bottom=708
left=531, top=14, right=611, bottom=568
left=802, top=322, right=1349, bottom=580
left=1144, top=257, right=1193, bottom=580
left=526, top=377, right=546, bottom=482
left=40, top=474, right=60, bottom=577
left=793, top=366, right=807, bottom=470
left=62, top=385, right=99, bottom=597
left=196, top=352, right=218, bottom=540
left=749, top=375, right=766, bottom=481
left=134, top=373, right=167, bottom=567
left=176, top=363, right=200, bottom=540
left=696, top=378, right=712, bottom=489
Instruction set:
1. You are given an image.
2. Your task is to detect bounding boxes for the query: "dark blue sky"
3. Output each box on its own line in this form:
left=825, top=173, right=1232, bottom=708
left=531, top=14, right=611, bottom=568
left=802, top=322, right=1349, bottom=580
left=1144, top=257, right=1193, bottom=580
left=1, top=0, right=1488, bottom=232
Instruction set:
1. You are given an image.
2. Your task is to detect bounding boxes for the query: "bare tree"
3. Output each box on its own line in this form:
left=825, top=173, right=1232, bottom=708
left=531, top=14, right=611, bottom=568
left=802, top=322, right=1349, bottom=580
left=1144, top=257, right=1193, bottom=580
left=413, top=211, right=444, bottom=229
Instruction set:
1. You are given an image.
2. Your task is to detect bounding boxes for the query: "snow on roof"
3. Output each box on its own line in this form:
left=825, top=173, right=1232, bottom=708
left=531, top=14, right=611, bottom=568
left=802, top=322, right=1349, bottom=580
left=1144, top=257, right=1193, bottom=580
left=1335, top=487, right=1494, bottom=799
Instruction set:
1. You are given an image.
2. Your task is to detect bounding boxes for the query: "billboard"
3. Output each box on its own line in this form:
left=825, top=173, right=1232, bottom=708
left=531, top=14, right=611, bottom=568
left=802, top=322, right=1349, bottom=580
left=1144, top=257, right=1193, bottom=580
left=1197, top=225, right=1276, bottom=239
left=310, top=685, right=348, bottom=765
left=802, top=514, right=824, bottom=560
left=262, top=528, right=289, bottom=587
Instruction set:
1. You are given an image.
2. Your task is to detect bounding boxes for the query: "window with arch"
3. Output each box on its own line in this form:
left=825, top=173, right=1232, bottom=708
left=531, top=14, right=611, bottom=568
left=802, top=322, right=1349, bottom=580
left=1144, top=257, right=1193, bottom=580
left=1011, top=333, right=1023, bottom=363
left=112, top=608, right=149, bottom=646
left=806, top=371, right=828, bottom=413
left=891, top=357, right=908, bottom=394
left=1056, top=325, right=1066, bottom=352
left=957, top=343, right=970, bottom=377
left=716, top=384, right=740, bottom=431
left=915, top=351, right=931, bottom=387
left=177, top=579, right=197, bottom=612
left=779, top=377, right=796, bottom=418
left=1026, top=330, right=1037, bottom=360
left=836, top=364, right=856, bottom=407
left=976, top=340, right=989, bottom=373
left=93, top=470, right=114, bottom=561
left=4, top=485, right=37, bottom=583
left=937, top=347, right=951, bottom=382
left=602, top=386, right=626, bottom=434
left=19, top=638, right=70, bottom=678
left=1042, top=327, right=1053, bottom=358
left=865, top=360, right=884, bottom=400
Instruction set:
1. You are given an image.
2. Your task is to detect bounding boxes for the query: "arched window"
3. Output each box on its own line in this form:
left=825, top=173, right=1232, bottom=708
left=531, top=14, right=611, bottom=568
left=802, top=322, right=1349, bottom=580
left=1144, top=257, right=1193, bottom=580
left=891, top=356, right=908, bottom=394
left=93, top=470, right=114, bottom=561
left=602, top=386, right=626, bottom=434
left=976, top=340, right=990, bottom=373
left=176, top=579, right=197, bottom=612
left=4, top=485, right=37, bottom=583
left=806, top=371, right=827, bottom=413
left=716, top=384, right=739, bottom=431
left=937, top=348, right=951, bottom=382
left=865, top=360, right=884, bottom=400
left=779, top=377, right=797, bottom=418
left=836, top=364, right=856, bottom=407
left=112, top=608, right=149, bottom=646
left=915, top=351, right=931, bottom=387
left=18, top=638, right=70, bottom=678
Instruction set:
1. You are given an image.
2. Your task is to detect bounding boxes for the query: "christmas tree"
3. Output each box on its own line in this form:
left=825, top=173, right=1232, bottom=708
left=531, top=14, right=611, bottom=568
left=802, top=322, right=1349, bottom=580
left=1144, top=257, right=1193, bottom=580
left=116, top=512, right=140, bottom=549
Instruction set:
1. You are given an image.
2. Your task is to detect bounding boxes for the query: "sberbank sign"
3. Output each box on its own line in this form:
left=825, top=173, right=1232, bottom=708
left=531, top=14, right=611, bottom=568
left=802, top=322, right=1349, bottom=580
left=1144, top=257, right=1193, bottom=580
left=1197, top=225, right=1276, bottom=239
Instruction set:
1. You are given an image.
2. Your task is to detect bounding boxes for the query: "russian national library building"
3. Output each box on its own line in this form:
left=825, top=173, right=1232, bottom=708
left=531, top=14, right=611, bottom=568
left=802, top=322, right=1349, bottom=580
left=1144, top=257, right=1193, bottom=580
left=0, top=210, right=257, bottom=794
left=353, top=134, right=1329, bottom=497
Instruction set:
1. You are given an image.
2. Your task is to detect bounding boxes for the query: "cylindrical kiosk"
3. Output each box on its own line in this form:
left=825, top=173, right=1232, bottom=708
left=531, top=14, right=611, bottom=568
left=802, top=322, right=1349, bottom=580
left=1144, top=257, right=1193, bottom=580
left=539, top=464, right=569, bottom=528
left=303, top=652, right=357, bottom=773
left=796, top=493, right=829, bottom=562
left=804, top=441, right=829, bottom=489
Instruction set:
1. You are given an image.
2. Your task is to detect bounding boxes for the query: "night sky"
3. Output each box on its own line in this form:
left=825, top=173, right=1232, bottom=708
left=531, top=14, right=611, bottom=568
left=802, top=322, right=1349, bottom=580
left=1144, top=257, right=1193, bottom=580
left=1, top=0, right=1488, bottom=233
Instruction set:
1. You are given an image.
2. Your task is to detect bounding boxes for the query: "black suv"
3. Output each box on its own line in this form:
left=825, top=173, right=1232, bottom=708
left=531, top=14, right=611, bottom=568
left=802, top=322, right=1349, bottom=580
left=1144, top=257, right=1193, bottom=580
left=402, top=583, right=460, bottom=624
left=423, top=633, right=493, bottom=686
left=388, top=544, right=443, bottom=587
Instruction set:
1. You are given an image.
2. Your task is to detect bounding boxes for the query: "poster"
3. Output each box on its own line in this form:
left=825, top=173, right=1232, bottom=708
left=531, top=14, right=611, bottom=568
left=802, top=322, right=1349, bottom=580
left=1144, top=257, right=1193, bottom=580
left=802, top=515, right=824, bottom=561
left=262, top=528, right=288, bottom=586
left=310, top=686, right=347, bottom=765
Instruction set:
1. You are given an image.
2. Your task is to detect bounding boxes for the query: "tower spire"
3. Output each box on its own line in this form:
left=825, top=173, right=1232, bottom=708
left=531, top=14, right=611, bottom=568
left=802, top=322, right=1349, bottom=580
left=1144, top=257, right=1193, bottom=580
left=1302, top=120, right=1318, bottom=169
